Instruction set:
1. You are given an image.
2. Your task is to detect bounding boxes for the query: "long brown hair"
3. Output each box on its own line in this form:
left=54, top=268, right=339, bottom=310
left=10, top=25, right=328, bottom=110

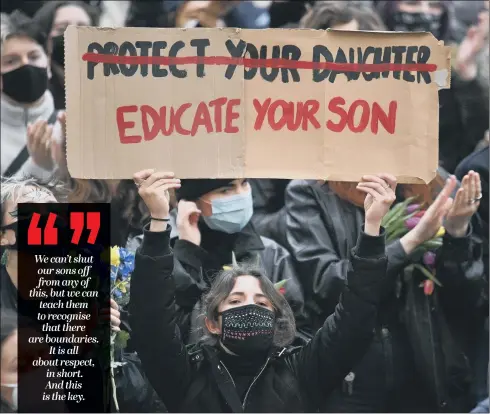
left=201, top=262, right=296, bottom=348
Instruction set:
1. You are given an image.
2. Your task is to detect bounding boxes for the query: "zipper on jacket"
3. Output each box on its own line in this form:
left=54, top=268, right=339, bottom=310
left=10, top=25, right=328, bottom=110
left=219, top=360, right=236, bottom=388
left=381, top=327, right=394, bottom=390
left=242, top=357, right=270, bottom=409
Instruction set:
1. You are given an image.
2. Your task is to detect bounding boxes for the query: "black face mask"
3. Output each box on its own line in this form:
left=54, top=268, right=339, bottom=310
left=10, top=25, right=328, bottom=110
left=220, top=304, right=275, bottom=356
left=51, top=35, right=65, bottom=67
left=392, top=11, right=442, bottom=38
left=1, top=65, right=48, bottom=104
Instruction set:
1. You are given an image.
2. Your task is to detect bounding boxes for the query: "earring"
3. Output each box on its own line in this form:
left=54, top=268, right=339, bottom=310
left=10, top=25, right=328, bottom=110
left=1, top=250, right=8, bottom=266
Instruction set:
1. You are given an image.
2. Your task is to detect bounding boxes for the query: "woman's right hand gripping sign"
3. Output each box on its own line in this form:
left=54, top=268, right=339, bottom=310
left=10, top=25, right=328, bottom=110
left=132, top=170, right=181, bottom=231
left=356, top=174, right=397, bottom=236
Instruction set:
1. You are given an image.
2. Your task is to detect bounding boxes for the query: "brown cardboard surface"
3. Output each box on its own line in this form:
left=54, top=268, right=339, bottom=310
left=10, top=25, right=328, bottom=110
left=65, top=27, right=451, bottom=182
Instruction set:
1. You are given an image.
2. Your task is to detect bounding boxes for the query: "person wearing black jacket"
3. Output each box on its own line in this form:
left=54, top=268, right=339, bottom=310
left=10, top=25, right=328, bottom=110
left=455, top=145, right=489, bottom=405
left=286, top=173, right=485, bottom=412
left=130, top=169, right=397, bottom=413
left=168, top=178, right=311, bottom=343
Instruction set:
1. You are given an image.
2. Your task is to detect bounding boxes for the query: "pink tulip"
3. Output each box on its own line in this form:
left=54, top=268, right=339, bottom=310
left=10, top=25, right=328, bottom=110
left=423, top=280, right=434, bottom=296
left=405, top=216, right=421, bottom=230
left=406, top=204, right=421, bottom=214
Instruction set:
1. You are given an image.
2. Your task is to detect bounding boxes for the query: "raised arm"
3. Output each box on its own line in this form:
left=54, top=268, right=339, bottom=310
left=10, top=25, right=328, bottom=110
left=129, top=170, right=192, bottom=412
left=287, top=174, right=396, bottom=406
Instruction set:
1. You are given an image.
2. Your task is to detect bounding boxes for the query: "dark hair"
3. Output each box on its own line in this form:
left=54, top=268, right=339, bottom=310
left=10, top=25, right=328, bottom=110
left=375, top=0, right=453, bottom=41
left=200, top=262, right=296, bottom=348
left=1, top=10, right=48, bottom=52
left=300, top=1, right=358, bottom=30
left=61, top=178, right=151, bottom=245
left=34, top=0, right=100, bottom=43
left=300, top=1, right=385, bottom=31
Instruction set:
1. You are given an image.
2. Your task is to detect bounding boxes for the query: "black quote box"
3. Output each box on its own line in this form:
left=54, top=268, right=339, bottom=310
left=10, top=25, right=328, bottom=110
left=16, top=203, right=111, bottom=413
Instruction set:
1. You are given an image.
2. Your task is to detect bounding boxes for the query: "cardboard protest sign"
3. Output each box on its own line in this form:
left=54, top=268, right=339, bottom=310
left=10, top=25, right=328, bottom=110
left=65, top=27, right=451, bottom=182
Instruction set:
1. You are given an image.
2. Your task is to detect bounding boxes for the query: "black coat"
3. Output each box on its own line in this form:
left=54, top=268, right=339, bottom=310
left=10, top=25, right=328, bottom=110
left=285, top=180, right=485, bottom=412
left=167, top=211, right=312, bottom=342
left=438, top=72, right=489, bottom=174
left=249, top=179, right=290, bottom=248
left=129, top=224, right=390, bottom=412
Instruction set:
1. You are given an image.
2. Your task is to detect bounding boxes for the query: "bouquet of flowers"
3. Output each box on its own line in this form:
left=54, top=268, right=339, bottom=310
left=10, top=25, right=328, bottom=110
left=109, top=246, right=135, bottom=412
left=381, top=197, right=445, bottom=296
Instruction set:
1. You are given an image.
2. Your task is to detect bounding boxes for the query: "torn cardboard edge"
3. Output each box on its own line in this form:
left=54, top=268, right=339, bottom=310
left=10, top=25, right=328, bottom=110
left=65, top=26, right=450, bottom=183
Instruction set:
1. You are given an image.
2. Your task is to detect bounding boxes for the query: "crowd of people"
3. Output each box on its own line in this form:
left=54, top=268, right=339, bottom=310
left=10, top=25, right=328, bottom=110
left=0, top=0, right=488, bottom=413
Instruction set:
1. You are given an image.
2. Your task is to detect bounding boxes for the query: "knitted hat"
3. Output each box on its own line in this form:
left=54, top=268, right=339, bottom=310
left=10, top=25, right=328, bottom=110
left=176, top=179, right=234, bottom=201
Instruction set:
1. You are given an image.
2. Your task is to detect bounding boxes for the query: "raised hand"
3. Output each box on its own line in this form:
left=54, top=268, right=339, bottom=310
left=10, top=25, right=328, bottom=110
left=177, top=200, right=202, bottom=246
left=400, top=176, right=457, bottom=254
left=455, top=8, right=489, bottom=80
left=356, top=174, right=397, bottom=236
left=27, top=119, right=55, bottom=170
left=133, top=170, right=181, bottom=231
left=445, top=171, right=481, bottom=237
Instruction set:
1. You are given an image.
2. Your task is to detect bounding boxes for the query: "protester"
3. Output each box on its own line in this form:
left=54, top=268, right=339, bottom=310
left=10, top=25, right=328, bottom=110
left=165, top=177, right=311, bottom=343
left=376, top=0, right=489, bottom=173
left=455, top=144, right=489, bottom=406
left=34, top=1, right=100, bottom=110
left=130, top=170, right=397, bottom=412
left=285, top=173, right=484, bottom=412
left=0, top=11, right=61, bottom=179
left=299, top=0, right=385, bottom=30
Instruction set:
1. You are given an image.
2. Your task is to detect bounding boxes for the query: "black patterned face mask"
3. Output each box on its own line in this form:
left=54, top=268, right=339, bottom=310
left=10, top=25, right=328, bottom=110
left=392, top=11, right=442, bottom=38
left=220, top=304, right=275, bottom=356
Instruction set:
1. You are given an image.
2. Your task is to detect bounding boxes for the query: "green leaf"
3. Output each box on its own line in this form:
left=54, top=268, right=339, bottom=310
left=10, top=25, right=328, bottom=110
left=382, top=197, right=417, bottom=228
left=114, top=330, right=130, bottom=350
left=412, top=264, right=443, bottom=287
left=274, top=279, right=289, bottom=290
left=420, top=238, right=443, bottom=250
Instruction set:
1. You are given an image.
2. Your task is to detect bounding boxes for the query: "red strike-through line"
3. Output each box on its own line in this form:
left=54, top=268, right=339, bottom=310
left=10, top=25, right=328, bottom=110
left=82, top=53, right=437, bottom=73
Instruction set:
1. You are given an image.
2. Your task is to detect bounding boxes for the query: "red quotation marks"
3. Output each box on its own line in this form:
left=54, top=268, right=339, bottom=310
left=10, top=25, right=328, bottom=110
left=70, top=212, right=100, bottom=245
left=28, top=213, right=57, bottom=245
left=27, top=212, right=100, bottom=245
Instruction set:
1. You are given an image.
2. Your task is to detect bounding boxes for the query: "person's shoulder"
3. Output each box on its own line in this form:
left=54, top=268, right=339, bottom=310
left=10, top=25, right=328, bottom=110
left=455, top=146, right=489, bottom=178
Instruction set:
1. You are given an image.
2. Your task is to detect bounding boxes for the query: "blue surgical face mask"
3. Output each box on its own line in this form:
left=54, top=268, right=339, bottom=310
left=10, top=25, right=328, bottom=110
left=202, top=190, right=253, bottom=234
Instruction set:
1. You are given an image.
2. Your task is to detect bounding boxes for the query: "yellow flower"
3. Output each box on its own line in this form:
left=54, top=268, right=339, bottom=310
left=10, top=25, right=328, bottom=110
left=436, top=227, right=445, bottom=238
left=110, top=246, right=121, bottom=266
left=119, top=282, right=127, bottom=293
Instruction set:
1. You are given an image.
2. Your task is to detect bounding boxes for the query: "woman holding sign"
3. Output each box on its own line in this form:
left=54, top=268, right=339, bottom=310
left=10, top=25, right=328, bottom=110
left=129, top=169, right=397, bottom=412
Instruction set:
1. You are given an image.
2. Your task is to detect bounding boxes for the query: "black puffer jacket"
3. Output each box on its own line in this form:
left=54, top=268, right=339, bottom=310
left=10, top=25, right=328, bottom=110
left=130, top=224, right=389, bottom=412
left=167, top=210, right=312, bottom=342
left=285, top=180, right=485, bottom=412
